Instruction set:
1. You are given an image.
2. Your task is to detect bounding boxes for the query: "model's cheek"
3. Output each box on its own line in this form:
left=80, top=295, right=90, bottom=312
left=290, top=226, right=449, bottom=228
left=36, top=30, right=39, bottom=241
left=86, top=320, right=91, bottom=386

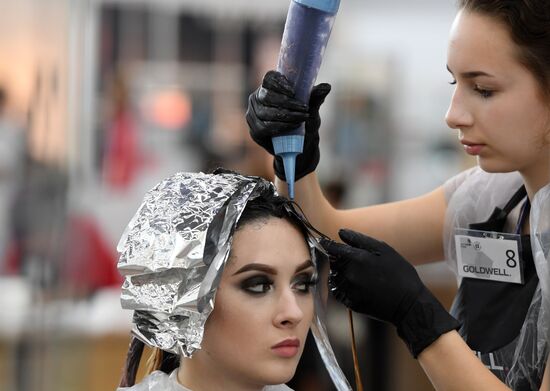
left=301, top=293, right=315, bottom=318
left=297, top=297, right=315, bottom=335
left=221, top=306, right=266, bottom=344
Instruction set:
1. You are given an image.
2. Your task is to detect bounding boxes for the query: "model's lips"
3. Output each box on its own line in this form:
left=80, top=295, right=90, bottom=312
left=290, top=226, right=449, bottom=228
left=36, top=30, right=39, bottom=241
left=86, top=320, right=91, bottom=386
left=461, top=140, right=485, bottom=156
left=271, top=338, right=300, bottom=358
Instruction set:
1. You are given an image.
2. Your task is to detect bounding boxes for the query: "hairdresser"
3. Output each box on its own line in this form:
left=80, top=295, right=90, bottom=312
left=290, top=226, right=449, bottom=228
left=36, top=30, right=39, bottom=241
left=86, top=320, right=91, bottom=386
left=245, top=0, right=550, bottom=390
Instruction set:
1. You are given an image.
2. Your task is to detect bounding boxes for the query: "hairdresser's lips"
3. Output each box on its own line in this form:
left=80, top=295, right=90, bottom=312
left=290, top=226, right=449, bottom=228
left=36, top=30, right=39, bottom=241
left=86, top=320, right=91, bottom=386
left=461, top=140, right=486, bottom=155
left=271, top=338, right=300, bottom=358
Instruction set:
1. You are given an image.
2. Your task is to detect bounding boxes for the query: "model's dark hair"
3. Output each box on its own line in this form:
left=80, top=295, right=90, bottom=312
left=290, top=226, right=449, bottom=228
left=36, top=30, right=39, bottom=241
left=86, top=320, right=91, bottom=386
left=457, top=0, right=550, bottom=98
left=236, top=187, right=309, bottom=239
left=119, top=336, right=146, bottom=387
left=119, top=185, right=309, bottom=387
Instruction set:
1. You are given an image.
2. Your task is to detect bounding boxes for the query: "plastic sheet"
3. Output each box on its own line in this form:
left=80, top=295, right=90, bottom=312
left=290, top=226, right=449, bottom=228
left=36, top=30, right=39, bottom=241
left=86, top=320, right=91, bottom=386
left=117, top=369, right=294, bottom=390
left=444, top=166, right=549, bottom=388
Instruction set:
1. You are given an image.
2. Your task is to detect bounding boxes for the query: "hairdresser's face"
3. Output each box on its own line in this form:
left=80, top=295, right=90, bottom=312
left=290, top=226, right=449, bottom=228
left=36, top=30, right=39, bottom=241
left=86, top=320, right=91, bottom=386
left=198, top=217, right=314, bottom=387
left=446, top=10, right=550, bottom=175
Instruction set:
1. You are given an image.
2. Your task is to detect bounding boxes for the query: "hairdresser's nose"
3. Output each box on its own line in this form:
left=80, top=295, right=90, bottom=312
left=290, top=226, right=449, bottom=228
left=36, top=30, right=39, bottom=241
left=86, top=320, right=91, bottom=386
left=445, top=87, right=474, bottom=130
left=273, top=288, right=305, bottom=328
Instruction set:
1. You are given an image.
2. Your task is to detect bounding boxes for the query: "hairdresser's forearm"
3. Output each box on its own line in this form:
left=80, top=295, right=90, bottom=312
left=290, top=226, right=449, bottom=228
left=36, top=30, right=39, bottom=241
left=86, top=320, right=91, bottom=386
left=276, top=172, right=447, bottom=264
left=418, top=331, right=511, bottom=391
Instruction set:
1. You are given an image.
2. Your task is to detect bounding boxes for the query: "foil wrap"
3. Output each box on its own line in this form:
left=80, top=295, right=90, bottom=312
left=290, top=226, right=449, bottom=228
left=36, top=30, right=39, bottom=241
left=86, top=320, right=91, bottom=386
left=118, top=171, right=260, bottom=356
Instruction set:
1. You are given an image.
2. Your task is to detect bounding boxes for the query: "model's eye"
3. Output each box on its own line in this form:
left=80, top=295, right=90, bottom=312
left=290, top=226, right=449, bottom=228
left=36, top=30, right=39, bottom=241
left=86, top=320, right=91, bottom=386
left=474, top=85, right=493, bottom=98
left=292, top=273, right=318, bottom=294
left=240, top=275, right=273, bottom=295
left=448, top=79, right=457, bottom=85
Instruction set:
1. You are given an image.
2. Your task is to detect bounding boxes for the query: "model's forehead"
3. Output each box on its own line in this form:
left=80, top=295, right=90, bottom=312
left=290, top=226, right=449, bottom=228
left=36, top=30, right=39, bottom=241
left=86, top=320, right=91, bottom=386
left=226, top=218, right=311, bottom=273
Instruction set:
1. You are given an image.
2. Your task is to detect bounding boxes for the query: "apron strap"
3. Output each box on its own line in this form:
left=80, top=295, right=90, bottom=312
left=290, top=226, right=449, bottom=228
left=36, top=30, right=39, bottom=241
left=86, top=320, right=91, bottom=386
left=502, top=186, right=527, bottom=214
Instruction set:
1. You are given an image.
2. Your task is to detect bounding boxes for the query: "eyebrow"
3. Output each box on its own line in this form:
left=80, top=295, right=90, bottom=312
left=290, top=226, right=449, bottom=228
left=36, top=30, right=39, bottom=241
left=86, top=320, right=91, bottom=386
left=446, top=65, right=494, bottom=78
left=232, top=260, right=314, bottom=276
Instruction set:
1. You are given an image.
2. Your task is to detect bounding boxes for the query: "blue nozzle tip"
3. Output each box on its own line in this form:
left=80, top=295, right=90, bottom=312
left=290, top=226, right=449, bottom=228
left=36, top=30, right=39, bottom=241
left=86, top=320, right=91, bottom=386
left=280, top=153, right=297, bottom=200
left=272, top=135, right=304, bottom=200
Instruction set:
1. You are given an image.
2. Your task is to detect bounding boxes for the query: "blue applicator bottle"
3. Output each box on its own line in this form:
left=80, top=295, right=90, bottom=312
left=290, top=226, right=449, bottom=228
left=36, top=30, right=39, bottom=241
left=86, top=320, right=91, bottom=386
left=273, top=0, right=340, bottom=199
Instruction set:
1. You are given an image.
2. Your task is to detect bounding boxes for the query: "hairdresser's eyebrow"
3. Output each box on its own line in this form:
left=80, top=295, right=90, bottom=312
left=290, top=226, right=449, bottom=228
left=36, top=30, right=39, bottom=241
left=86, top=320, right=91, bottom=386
left=232, top=259, right=313, bottom=276
left=447, top=64, right=495, bottom=78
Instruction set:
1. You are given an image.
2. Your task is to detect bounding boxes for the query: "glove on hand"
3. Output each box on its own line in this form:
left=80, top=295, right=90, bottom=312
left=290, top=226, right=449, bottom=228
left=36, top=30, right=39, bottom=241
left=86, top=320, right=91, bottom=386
left=246, top=70, right=331, bottom=181
left=321, top=229, right=460, bottom=358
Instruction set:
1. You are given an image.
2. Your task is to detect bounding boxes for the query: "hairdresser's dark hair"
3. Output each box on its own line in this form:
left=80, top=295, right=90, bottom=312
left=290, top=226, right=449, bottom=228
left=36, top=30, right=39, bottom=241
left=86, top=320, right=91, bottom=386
left=457, top=0, right=550, bottom=99
left=119, top=183, right=309, bottom=387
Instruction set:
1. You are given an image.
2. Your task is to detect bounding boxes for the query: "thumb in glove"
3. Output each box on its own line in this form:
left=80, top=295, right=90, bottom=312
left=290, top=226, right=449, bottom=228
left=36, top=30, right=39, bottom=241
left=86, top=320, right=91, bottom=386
left=245, top=70, right=331, bottom=181
left=246, top=70, right=309, bottom=154
left=273, top=82, right=332, bottom=182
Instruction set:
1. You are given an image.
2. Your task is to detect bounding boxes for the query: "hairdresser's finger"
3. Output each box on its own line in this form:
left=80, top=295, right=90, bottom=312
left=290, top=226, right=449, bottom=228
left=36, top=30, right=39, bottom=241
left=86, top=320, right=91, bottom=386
left=338, top=229, right=383, bottom=255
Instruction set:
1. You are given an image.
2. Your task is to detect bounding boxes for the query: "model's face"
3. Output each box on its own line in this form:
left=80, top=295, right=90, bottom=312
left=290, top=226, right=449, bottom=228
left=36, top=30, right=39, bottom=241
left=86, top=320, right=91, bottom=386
left=196, top=217, right=315, bottom=388
left=446, top=10, right=550, bottom=175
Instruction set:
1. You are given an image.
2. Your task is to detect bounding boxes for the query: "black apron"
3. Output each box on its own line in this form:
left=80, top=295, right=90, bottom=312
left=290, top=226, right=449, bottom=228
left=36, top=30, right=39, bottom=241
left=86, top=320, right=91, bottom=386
left=450, top=186, right=547, bottom=390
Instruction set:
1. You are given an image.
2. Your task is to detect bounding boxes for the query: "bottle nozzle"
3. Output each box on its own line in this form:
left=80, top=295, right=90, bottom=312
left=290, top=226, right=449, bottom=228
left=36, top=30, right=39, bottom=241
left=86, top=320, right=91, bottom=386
left=280, top=152, right=298, bottom=200
left=272, top=135, right=304, bottom=201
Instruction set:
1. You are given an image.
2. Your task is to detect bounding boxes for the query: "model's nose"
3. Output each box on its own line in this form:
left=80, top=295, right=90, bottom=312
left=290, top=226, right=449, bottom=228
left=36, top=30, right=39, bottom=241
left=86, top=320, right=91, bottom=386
left=273, top=288, right=305, bottom=327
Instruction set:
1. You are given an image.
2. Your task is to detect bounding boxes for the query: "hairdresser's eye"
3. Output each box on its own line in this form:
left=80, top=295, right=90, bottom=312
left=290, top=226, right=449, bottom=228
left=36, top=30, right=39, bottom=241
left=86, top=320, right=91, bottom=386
left=474, top=85, right=493, bottom=98
left=292, top=273, right=318, bottom=294
left=241, top=275, right=273, bottom=295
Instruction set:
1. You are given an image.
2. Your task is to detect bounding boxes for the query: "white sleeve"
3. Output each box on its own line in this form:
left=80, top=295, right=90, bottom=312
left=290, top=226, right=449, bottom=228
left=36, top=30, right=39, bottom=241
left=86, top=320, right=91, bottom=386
left=442, top=166, right=479, bottom=204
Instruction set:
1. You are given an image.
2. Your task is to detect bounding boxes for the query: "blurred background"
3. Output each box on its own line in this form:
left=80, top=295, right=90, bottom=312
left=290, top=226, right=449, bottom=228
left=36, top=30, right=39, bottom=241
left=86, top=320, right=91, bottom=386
left=0, top=0, right=477, bottom=390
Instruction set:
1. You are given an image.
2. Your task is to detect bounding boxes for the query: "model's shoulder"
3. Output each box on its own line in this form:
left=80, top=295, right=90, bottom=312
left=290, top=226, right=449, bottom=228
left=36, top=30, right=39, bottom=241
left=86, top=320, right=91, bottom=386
left=116, top=370, right=188, bottom=391
left=264, top=385, right=294, bottom=391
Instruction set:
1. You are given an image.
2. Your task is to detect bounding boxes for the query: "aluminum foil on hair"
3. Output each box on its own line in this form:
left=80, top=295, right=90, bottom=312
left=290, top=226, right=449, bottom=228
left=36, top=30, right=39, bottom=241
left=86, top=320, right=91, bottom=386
left=285, top=203, right=353, bottom=391
left=309, top=247, right=352, bottom=391
left=117, top=170, right=352, bottom=389
left=117, top=171, right=260, bottom=357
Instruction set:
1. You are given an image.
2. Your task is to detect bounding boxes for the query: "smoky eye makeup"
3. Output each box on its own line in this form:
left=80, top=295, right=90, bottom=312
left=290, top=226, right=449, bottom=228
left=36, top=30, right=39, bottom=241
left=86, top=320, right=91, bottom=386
left=236, top=268, right=318, bottom=295
left=292, top=271, right=318, bottom=293
left=239, top=274, right=274, bottom=295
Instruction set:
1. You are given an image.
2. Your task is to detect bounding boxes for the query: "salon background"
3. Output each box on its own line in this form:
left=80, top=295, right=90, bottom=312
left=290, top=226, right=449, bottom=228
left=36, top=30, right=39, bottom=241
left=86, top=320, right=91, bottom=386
left=0, top=0, right=466, bottom=390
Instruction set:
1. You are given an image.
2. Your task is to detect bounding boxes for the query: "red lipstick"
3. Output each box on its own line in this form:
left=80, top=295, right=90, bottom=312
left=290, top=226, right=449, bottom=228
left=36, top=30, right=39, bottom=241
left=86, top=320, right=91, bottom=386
left=271, top=338, right=300, bottom=358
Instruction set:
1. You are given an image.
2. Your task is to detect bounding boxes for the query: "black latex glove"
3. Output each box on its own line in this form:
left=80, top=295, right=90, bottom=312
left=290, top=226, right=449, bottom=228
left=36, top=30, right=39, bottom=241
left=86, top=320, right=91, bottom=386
left=321, top=229, right=460, bottom=358
left=246, top=70, right=331, bottom=181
